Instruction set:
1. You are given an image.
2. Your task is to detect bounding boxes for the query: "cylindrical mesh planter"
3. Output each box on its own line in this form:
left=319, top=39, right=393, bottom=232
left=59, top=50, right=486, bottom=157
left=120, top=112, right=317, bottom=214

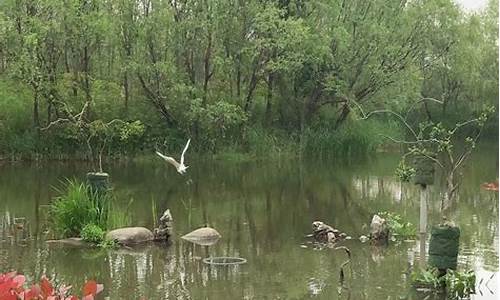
left=413, top=155, right=435, bottom=186
left=428, top=225, right=460, bottom=271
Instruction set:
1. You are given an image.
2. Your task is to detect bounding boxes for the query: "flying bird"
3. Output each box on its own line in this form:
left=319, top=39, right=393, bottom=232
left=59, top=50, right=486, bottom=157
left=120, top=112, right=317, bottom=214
left=156, top=139, right=191, bottom=174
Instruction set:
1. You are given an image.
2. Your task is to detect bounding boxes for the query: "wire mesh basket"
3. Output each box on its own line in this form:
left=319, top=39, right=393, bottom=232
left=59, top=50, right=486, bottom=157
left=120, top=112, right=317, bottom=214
left=202, top=257, right=247, bottom=265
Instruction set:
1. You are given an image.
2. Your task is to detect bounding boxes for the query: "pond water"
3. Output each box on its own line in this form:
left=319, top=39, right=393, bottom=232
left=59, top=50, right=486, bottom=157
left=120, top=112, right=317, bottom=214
left=0, top=145, right=498, bottom=299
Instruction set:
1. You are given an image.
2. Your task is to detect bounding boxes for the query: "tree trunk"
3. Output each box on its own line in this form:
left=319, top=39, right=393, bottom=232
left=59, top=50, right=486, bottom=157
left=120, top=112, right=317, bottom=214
left=442, top=173, right=457, bottom=212
left=236, top=53, right=241, bottom=98
left=244, top=65, right=258, bottom=113
left=33, top=90, right=40, bottom=133
left=203, top=30, right=213, bottom=105
left=334, top=104, right=350, bottom=129
left=419, top=185, right=428, bottom=234
left=123, top=72, right=129, bottom=117
left=265, top=73, right=273, bottom=125
left=419, top=185, right=428, bottom=268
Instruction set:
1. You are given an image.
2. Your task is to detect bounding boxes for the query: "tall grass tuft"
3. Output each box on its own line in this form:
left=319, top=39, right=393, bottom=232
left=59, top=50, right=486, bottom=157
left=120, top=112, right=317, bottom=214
left=49, top=178, right=135, bottom=238
left=302, top=119, right=402, bottom=159
left=49, top=179, right=109, bottom=237
left=244, top=127, right=297, bottom=159
left=107, top=198, right=133, bottom=230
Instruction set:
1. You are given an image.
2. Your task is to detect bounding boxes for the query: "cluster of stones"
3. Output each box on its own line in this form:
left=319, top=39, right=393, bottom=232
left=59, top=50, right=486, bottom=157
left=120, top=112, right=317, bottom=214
left=311, top=221, right=347, bottom=243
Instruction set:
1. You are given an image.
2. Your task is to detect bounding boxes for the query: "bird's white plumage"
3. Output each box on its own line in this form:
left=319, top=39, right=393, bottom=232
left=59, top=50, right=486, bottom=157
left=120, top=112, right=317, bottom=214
left=156, top=139, right=191, bottom=174
left=180, top=139, right=190, bottom=166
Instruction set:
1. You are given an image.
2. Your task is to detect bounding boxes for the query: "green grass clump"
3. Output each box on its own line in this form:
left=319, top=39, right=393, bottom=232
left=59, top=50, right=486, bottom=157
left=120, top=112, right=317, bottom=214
left=378, top=211, right=416, bottom=238
left=302, top=119, right=402, bottom=159
left=81, top=223, right=105, bottom=244
left=49, top=179, right=108, bottom=237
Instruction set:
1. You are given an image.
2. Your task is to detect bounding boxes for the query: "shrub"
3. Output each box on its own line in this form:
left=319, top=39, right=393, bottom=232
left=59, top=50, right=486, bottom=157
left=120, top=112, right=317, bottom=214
left=81, top=224, right=105, bottom=244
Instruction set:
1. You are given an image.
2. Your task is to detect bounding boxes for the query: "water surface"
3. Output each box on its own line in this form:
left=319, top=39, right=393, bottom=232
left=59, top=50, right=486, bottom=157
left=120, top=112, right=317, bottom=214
left=0, top=147, right=498, bottom=299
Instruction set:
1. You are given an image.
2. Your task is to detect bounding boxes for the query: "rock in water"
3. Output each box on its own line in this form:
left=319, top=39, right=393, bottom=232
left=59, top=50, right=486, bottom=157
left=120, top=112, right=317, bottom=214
left=153, top=209, right=173, bottom=241
left=369, top=214, right=389, bottom=242
left=181, top=227, right=221, bottom=246
left=311, top=221, right=346, bottom=243
left=359, top=235, right=369, bottom=243
left=46, top=237, right=87, bottom=247
left=106, top=227, right=154, bottom=245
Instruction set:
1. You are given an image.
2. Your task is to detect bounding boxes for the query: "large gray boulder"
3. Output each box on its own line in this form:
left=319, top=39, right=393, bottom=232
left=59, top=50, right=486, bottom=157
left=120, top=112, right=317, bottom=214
left=105, top=227, right=154, bottom=245
left=181, top=227, right=221, bottom=246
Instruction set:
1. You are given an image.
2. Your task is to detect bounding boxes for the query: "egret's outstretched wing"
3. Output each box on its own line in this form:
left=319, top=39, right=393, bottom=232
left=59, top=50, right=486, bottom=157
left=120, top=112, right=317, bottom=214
left=156, top=151, right=181, bottom=169
left=180, top=138, right=191, bottom=165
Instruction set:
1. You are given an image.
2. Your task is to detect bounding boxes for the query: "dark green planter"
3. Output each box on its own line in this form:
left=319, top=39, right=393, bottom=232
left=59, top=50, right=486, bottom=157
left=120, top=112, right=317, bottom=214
left=86, top=172, right=110, bottom=194
left=428, top=225, right=460, bottom=271
left=413, top=155, right=435, bottom=186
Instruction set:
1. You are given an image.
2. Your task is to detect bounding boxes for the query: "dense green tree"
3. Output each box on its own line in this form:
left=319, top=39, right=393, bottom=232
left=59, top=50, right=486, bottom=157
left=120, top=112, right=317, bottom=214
left=0, top=0, right=497, bottom=158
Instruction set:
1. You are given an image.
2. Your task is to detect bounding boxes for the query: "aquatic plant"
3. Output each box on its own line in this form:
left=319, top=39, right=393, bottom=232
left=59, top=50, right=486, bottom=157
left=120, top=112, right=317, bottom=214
left=80, top=224, right=105, bottom=244
left=395, top=161, right=415, bottom=182
left=444, top=270, right=476, bottom=299
left=49, top=180, right=104, bottom=237
left=49, top=179, right=136, bottom=238
left=378, top=212, right=416, bottom=238
left=0, top=271, right=103, bottom=300
left=411, top=268, right=443, bottom=289
left=411, top=268, right=476, bottom=299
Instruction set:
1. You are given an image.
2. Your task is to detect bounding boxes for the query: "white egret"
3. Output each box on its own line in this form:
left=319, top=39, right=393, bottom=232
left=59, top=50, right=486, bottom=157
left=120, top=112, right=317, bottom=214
left=156, top=139, right=191, bottom=174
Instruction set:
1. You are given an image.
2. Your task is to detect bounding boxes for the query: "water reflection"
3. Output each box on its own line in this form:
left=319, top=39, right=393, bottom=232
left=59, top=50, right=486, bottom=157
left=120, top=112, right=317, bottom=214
left=0, top=148, right=498, bottom=299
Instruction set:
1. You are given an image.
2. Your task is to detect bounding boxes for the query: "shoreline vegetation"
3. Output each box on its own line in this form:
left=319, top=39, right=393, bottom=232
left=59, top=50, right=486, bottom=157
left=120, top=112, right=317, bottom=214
left=0, top=0, right=497, bottom=165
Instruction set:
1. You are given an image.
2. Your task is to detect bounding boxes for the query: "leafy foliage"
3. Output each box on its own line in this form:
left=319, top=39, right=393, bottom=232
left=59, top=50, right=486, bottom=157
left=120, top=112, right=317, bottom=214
left=412, top=268, right=444, bottom=289
left=378, top=211, right=416, bottom=238
left=395, top=161, right=416, bottom=182
left=411, top=268, right=476, bottom=299
left=0, top=0, right=496, bottom=159
left=0, top=271, right=103, bottom=300
left=80, top=224, right=105, bottom=245
left=444, top=270, right=476, bottom=299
